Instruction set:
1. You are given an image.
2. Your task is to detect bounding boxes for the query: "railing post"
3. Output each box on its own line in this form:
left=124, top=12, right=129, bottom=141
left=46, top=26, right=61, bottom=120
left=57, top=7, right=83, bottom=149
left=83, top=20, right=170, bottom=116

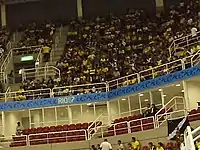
left=140, top=119, right=143, bottom=131
left=114, top=125, right=116, bottom=136
left=127, top=121, right=131, bottom=133
left=105, top=81, right=109, bottom=92
left=137, top=73, right=140, bottom=83
left=152, top=68, right=154, bottom=79
left=165, top=64, right=169, bottom=74
left=181, top=59, right=186, bottom=69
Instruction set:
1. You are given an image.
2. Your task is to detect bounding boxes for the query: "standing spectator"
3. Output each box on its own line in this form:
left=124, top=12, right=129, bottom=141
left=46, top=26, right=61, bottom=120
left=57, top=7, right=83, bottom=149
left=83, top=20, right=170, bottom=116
left=97, top=144, right=101, bottom=150
left=16, top=122, right=23, bottom=136
left=42, top=45, right=51, bottom=62
left=191, top=27, right=197, bottom=37
left=100, top=139, right=112, bottom=150
left=156, top=142, right=165, bottom=150
left=91, top=145, right=97, bottom=150
left=150, top=104, right=158, bottom=116
left=131, top=137, right=141, bottom=150
left=144, top=103, right=151, bottom=117
left=148, top=142, right=156, bottom=150
left=117, top=140, right=124, bottom=150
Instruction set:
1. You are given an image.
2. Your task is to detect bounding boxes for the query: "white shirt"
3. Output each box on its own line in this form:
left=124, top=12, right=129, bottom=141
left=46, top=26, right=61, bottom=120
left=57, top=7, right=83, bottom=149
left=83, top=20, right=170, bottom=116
left=100, top=141, right=112, bottom=150
left=191, top=27, right=197, bottom=37
left=117, top=144, right=124, bottom=150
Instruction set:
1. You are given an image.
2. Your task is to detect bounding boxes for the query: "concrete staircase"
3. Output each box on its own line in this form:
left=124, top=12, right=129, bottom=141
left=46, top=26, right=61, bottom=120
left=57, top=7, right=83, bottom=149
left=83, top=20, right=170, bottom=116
left=49, top=25, right=69, bottom=66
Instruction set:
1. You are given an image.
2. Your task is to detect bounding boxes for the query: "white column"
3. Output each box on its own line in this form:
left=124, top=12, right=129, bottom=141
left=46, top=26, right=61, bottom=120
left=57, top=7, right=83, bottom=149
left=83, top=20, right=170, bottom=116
left=55, top=107, right=58, bottom=126
left=183, top=81, right=190, bottom=110
left=149, top=91, right=153, bottom=104
left=42, top=108, right=45, bottom=126
left=68, top=106, right=73, bottom=124
left=138, top=94, right=142, bottom=114
left=117, top=99, right=121, bottom=117
left=77, top=0, right=83, bottom=18
left=127, top=96, right=131, bottom=116
left=106, top=101, right=111, bottom=124
left=1, top=4, right=6, bottom=26
left=28, top=109, right=31, bottom=128
left=2, top=112, right=5, bottom=136
left=160, top=89, right=165, bottom=107
left=93, top=103, right=96, bottom=117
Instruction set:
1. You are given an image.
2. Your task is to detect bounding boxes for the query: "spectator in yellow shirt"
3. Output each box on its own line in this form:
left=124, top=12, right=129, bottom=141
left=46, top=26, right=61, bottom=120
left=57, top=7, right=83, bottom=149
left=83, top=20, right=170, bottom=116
left=196, top=140, right=200, bottom=150
left=131, top=137, right=140, bottom=150
left=42, top=45, right=51, bottom=62
left=156, top=142, right=164, bottom=150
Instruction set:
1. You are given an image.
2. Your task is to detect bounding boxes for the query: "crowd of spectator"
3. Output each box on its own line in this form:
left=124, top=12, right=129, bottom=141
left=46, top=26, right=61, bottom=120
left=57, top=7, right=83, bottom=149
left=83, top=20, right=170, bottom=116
left=18, top=22, right=55, bottom=47
left=13, top=77, right=57, bottom=101
left=0, top=26, right=11, bottom=59
left=57, top=0, right=200, bottom=87
left=92, top=136, right=200, bottom=150
left=91, top=137, right=165, bottom=150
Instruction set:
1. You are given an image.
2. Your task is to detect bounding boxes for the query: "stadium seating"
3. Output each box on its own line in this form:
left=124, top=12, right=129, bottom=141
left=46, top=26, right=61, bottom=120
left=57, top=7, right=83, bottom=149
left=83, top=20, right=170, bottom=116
left=10, top=121, right=102, bottom=147
left=56, top=0, right=200, bottom=88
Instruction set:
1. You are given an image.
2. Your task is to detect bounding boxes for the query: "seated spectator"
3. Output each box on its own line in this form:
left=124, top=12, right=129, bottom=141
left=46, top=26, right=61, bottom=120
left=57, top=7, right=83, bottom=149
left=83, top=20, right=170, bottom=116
left=117, top=140, right=124, bottom=150
left=150, top=104, right=158, bottom=116
left=16, top=122, right=23, bottom=136
left=18, top=22, right=55, bottom=47
left=91, top=145, right=97, bottom=150
left=131, top=137, right=141, bottom=150
left=97, top=144, right=101, bottom=150
left=156, top=142, right=165, bottom=150
left=148, top=142, right=156, bottom=150
left=128, top=143, right=134, bottom=150
left=57, top=0, right=200, bottom=89
left=144, top=103, right=151, bottom=117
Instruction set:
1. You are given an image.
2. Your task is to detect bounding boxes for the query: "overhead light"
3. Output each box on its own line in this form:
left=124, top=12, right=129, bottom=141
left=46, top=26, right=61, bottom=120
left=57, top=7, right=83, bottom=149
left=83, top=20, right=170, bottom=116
left=87, top=103, right=92, bottom=106
left=144, top=99, right=149, bottom=102
left=122, top=98, right=126, bottom=101
left=139, top=93, right=144, bottom=97
left=158, top=89, right=162, bottom=92
left=163, top=94, right=166, bottom=97
left=181, top=90, right=184, bottom=92
left=176, top=84, right=181, bottom=87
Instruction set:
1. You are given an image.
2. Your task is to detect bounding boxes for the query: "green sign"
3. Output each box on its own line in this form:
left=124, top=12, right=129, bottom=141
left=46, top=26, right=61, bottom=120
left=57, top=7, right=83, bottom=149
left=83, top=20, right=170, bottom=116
left=21, top=56, right=33, bottom=62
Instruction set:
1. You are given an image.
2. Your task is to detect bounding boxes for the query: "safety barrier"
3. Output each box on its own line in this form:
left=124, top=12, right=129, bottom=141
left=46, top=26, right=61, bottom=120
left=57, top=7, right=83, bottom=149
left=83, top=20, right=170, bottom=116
left=155, top=96, right=185, bottom=127
left=22, top=66, right=61, bottom=81
left=10, top=129, right=87, bottom=147
left=2, top=88, right=51, bottom=102
left=169, top=31, right=200, bottom=57
left=92, top=116, right=155, bottom=138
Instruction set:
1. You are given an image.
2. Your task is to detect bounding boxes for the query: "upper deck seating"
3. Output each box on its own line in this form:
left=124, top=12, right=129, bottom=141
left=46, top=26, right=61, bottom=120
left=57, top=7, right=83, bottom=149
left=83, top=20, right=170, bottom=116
left=56, top=0, right=200, bottom=87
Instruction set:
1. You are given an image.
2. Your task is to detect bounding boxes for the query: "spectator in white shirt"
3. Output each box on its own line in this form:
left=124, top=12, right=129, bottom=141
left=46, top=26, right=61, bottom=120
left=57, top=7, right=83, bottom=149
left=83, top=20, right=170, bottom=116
left=191, top=27, right=197, bottom=37
left=117, top=140, right=124, bottom=150
left=100, top=139, right=112, bottom=150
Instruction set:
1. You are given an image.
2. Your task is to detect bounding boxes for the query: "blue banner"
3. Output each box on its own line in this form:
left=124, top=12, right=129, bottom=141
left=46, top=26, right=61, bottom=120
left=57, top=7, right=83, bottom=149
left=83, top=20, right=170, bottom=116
left=0, top=66, right=200, bottom=111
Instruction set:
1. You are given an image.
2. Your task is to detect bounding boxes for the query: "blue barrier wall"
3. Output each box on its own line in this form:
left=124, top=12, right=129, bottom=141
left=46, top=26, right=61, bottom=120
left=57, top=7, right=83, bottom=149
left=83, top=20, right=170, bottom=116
left=1, top=66, right=200, bottom=111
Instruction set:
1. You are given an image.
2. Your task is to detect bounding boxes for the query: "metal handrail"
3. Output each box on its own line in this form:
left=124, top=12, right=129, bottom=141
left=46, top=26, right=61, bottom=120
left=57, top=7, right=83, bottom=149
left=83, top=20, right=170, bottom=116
left=87, top=114, right=103, bottom=140
left=169, top=31, right=200, bottom=57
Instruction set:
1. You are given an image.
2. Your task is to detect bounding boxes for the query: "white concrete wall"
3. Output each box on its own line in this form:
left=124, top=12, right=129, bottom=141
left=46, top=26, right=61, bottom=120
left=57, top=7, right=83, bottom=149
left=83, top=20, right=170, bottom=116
left=185, top=80, right=200, bottom=110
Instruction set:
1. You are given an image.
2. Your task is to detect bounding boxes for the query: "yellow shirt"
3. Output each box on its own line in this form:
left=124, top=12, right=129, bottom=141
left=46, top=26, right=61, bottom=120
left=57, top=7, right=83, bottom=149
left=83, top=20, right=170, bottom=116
left=196, top=141, right=200, bottom=149
left=131, top=141, right=140, bottom=149
left=42, top=46, right=50, bottom=53
left=156, top=147, right=164, bottom=150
